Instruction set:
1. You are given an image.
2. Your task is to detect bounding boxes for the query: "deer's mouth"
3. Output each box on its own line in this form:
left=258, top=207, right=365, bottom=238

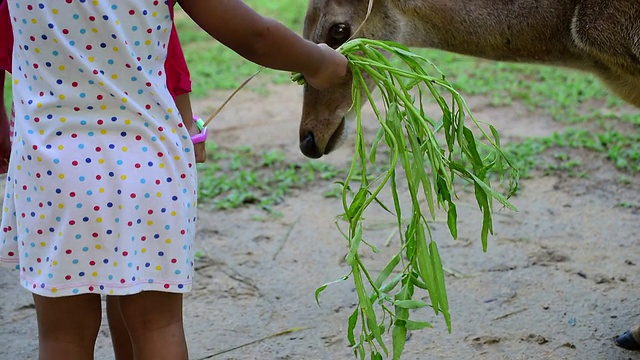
left=324, top=117, right=346, bottom=155
left=299, top=117, right=347, bottom=159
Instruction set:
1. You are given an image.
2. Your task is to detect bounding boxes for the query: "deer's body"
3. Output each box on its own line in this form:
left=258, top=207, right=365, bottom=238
left=299, top=0, right=640, bottom=158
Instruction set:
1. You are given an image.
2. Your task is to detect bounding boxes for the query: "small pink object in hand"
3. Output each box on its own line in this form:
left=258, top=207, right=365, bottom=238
left=191, top=117, right=208, bottom=144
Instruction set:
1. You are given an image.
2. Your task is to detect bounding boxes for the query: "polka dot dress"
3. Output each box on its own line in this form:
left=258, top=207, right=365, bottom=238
left=0, top=0, right=198, bottom=297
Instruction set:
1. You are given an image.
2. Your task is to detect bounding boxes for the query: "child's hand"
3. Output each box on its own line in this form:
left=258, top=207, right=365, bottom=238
left=194, top=141, right=206, bottom=163
left=303, top=44, right=348, bottom=90
left=186, top=121, right=207, bottom=163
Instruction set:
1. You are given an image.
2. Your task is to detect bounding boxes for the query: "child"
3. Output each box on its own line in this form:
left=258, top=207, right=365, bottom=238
left=1, top=1, right=346, bottom=360
left=0, top=1, right=201, bottom=357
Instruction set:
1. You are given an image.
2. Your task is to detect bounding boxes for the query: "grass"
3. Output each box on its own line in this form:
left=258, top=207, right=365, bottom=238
left=197, top=141, right=341, bottom=214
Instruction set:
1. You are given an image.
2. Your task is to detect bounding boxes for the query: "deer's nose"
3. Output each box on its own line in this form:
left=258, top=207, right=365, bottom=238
left=300, top=132, right=323, bottom=159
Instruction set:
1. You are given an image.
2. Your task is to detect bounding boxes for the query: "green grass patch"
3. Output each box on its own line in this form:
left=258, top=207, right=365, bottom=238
left=197, top=141, right=341, bottom=213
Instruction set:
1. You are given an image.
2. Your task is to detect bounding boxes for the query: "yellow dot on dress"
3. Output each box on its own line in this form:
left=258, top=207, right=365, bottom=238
left=58, top=65, right=65, bottom=71
left=111, top=74, right=118, bottom=80
left=98, top=159, right=105, bottom=164
left=58, top=204, right=64, bottom=209
left=51, top=288, right=58, bottom=293
left=121, top=98, right=128, bottom=103
left=141, top=248, right=147, bottom=253
left=120, top=175, right=127, bottom=180
left=57, top=145, right=64, bottom=150
left=165, top=239, right=172, bottom=244
left=155, top=266, right=162, bottom=271
left=52, top=260, right=58, bottom=266
left=113, top=46, right=119, bottom=52
left=96, top=217, right=103, bottom=223
left=122, top=147, right=128, bottom=152
left=92, top=272, right=98, bottom=277
left=59, top=94, right=65, bottom=100
left=147, top=220, right=154, bottom=226
left=35, top=48, right=40, bottom=53
left=52, top=9, right=58, bottom=14
left=31, top=18, right=37, bottom=24
left=58, top=174, right=64, bottom=179
left=40, top=242, right=46, bottom=247
left=95, top=244, right=102, bottom=250
left=92, top=28, right=98, bottom=33
left=60, top=117, right=66, bottom=123
left=37, top=103, right=42, bottom=108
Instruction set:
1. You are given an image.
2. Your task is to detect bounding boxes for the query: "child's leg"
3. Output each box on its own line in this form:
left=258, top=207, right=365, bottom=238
left=32, top=293, right=102, bottom=360
left=117, top=291, right=188, bottom=360
left=106, top=296, right=134, bottom=360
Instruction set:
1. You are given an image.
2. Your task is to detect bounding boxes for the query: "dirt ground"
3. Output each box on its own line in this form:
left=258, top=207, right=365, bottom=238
left=1, top=83, right=640, bottom=360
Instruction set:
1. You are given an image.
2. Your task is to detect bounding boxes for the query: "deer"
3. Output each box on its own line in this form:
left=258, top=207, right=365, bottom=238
left=299, top=0, right=640, bottom=159
left=297, top=0, right=640, bottom=351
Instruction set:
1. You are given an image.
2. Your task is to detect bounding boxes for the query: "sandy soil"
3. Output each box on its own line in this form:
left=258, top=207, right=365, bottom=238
left=1, top=84, right=640, bottom=360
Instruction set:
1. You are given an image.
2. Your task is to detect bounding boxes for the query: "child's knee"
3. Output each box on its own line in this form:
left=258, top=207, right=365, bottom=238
left=118, top=291, right=184, bottom=333
left=32, top=293, right=102, bottom=339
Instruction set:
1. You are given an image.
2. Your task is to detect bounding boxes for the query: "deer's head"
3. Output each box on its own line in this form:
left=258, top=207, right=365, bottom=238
left=299, top=0, right=401, bottom=158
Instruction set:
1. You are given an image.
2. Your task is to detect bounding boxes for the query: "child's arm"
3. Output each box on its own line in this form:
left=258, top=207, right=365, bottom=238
left=0, top=71, right=10, bottom=173
left=177, top=0, right=347, bottom=90
left=174, top=93, right=206, bottom=164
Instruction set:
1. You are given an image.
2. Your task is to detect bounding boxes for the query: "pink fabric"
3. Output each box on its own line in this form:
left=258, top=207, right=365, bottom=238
left=0, top=0, right=191, bottom=98
left=166, top=2, right=192, bottom=98
left=0, top=0, right=12, bottom=72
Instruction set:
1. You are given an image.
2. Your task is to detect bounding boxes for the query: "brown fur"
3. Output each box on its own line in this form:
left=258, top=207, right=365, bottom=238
left=298, top=0, right=640, bottom=158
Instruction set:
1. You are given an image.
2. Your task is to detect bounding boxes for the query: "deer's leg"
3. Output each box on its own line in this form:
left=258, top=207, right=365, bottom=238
left=596, top=72, right=640, bottom=109
left=615, top=323, right=640, bottom=351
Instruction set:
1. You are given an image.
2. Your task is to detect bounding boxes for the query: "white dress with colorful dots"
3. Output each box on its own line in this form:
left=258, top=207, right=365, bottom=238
left=0, top=0, right=198, bottom=297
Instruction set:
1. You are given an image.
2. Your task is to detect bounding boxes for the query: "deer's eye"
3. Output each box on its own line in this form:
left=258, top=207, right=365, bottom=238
left=327, top=23, right=351, bottom=48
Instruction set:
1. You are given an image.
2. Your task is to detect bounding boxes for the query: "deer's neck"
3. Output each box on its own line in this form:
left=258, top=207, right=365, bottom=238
left=392, top=0, right=585, bottom=67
